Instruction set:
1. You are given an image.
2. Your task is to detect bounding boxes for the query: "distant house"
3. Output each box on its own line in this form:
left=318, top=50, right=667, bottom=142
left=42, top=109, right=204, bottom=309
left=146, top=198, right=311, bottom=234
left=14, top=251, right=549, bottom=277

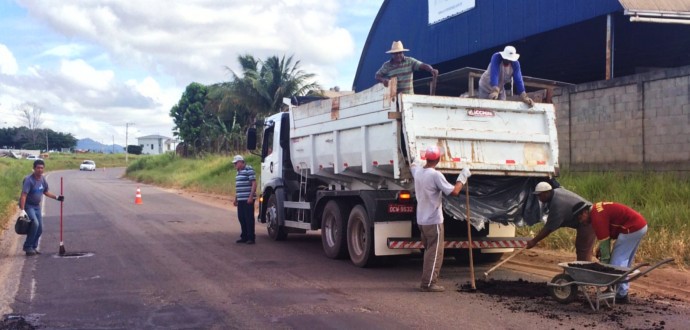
left=137, top=135, right=172, bottom=155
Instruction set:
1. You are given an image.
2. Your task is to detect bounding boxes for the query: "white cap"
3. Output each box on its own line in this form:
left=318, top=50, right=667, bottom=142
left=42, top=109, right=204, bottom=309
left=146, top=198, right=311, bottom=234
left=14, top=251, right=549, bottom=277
left=532, top=182, right=553, bottom=194
left=232, top=155, right=244, bottom=164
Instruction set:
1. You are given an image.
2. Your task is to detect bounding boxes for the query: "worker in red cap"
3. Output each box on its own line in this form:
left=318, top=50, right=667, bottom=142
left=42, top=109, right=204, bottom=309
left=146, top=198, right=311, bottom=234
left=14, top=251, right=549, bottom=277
left=410, top=145, right=471, bottom=292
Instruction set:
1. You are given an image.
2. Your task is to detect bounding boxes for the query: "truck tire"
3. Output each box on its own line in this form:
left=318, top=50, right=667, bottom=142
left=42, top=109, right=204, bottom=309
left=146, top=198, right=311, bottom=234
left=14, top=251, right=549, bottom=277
left=347, top=205, right=376, bottom=267
left=266, top=191, right=288, bottom=241
left=321, top=200, right=349, bottom=259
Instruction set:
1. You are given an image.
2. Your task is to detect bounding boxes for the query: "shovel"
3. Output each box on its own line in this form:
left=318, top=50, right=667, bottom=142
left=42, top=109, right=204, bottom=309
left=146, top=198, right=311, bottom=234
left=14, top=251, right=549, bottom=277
left=483, top=248, right=525, bottom=280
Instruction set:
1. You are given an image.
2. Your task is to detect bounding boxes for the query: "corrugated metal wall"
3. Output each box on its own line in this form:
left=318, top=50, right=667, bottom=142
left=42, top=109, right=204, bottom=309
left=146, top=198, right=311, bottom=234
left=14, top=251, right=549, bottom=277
left=353, top=0, right=623, bottom=91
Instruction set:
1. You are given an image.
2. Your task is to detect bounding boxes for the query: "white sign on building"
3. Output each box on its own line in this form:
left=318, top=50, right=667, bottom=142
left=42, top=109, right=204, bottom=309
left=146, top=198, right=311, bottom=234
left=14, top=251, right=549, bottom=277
left=428, top=0, right=475, bottom=25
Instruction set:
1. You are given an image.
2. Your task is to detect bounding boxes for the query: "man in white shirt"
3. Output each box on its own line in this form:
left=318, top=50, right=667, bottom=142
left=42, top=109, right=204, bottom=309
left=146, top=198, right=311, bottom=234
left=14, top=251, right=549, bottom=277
left=410, top=146, right=471, bottom=292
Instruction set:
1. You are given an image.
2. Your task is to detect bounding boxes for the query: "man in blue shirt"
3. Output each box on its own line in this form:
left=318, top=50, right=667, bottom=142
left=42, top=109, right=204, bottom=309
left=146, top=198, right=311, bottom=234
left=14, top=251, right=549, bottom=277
left=19, top=160, right=64, bottom=256
left=232, top=155, right=257, bottom=244
left=478, top=46, right=534, bottom=106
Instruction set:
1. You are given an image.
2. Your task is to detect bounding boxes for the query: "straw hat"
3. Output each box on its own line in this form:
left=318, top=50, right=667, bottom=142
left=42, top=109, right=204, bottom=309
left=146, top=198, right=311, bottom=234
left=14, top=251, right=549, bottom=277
left=499, top=45, right=520, bottom=61
left=386, top=41, right=409, bottom=54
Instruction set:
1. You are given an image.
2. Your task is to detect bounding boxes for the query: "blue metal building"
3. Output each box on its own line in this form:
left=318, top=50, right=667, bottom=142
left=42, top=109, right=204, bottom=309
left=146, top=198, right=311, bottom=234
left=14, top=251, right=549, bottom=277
left=353, top=0, right=690, bottom=93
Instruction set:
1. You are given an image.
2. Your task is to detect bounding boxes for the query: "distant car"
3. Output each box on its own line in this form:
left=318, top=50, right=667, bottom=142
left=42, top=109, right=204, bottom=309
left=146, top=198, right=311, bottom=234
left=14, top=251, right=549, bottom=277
left=26, top=155, right=43, bottom=161
left=80, top=160, right=96, bottom=171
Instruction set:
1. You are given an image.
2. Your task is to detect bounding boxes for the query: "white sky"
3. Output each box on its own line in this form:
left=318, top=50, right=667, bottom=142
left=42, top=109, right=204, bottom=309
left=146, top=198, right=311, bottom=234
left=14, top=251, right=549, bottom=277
left=0, top=0, right=382, bottom=145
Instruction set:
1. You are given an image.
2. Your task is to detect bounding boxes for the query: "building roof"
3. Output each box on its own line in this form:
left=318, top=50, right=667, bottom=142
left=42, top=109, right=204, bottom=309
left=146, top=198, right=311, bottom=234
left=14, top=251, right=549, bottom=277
left=137, top=134, right=171, bottom=140
left=353, top=0, right=690, bottom=92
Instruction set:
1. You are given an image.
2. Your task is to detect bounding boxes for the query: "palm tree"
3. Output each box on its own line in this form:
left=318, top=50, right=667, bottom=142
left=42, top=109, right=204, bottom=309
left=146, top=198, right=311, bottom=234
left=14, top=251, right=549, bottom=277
left=223, top=54, right=322, bottom=127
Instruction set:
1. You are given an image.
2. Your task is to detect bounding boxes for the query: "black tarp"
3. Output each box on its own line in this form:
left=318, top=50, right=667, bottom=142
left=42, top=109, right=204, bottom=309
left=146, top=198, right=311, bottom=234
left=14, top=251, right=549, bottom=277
left=443, top=176, right=555, bottom=230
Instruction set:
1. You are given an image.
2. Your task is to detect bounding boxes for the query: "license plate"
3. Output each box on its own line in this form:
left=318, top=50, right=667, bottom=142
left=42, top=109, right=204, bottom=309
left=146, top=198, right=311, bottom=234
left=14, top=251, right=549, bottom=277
left=388, top=204, right=414, bottom=213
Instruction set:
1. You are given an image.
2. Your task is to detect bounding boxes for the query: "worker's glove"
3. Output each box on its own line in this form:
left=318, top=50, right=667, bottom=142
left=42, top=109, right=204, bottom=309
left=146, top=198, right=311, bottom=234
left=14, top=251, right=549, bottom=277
left=520, top=92, right=534, bottom=107
left=488, top=86, right=500, bottom=100
left=57, top=195, right=64, bottom=202
left=456, top=167, right=471, bottom=184
left=19, top=209, right=27, bottom=218
left=598, top=239, right=611, bottom=264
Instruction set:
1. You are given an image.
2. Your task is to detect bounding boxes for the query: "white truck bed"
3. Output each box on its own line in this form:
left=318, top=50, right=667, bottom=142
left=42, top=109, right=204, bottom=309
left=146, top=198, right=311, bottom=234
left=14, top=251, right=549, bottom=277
left=289, top=83, right=558, bottom=188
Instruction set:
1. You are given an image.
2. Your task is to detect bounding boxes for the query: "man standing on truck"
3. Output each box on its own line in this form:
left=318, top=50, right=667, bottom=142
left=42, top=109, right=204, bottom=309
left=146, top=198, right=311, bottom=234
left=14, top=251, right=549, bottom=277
left=232, top=155, right=257, bottom=245
left=411, top=146, right=471, bottom=292
left=526, top=182, right=596, bottom=261
left=477, top=45, right=534, bottom=106
left=375, top=40, right=438, bottom=95
left=573, top=201, right=648, bottom=303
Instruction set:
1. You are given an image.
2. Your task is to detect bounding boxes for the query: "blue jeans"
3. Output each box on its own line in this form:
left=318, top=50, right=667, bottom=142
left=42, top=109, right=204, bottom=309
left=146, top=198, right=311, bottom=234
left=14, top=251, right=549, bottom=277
left=237, top=201, right=255, bottom=241
left=611, top=225, right=648, bottom=296
left=23, top=204, right=42, bottom=251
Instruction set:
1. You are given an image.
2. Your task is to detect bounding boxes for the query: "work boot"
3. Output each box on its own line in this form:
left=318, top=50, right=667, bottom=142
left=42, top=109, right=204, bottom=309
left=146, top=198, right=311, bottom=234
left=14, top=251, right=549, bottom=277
left=419, top=284, right=445, bottom=292
left=34, top=249, right=41, bottom=254
left=236, top=239, right=248, bottom=243
left=25, top=250, right=37, bottom=256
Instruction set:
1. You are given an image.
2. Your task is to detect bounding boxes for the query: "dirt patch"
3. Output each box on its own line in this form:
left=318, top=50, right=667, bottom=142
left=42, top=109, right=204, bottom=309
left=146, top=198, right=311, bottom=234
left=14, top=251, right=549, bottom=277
left=458, top=279, right=549, bottom=297
left=567, top=262, right=626, bottom=274
left=456, top=278, right=682, bottom=329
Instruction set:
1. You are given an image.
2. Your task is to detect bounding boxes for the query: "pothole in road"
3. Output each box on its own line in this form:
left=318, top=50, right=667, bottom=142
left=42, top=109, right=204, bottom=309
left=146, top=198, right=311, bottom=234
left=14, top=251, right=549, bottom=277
left=1, top=314, right=36, bottom=330
left=52, top=252, right=94, bottom=259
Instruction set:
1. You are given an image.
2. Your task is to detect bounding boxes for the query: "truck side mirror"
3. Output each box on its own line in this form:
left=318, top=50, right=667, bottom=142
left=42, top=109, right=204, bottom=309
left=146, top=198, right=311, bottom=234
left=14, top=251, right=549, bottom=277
left=247, top=127, right=257, bottom=150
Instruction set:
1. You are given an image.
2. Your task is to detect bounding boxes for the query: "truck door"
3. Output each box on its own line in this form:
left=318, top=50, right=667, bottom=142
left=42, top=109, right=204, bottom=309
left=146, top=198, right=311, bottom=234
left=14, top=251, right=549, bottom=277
left=261, top=117, right=282, bottom=188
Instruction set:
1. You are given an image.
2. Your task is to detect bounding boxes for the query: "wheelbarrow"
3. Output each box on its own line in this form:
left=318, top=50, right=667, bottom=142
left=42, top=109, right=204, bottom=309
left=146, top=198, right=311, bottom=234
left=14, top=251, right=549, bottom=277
left=547, top=258, right=674, bottom=311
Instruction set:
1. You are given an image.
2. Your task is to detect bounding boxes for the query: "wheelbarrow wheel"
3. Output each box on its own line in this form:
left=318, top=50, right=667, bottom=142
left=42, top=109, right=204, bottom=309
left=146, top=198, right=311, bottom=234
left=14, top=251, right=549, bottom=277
left=549, top=274, right=577, bottom=304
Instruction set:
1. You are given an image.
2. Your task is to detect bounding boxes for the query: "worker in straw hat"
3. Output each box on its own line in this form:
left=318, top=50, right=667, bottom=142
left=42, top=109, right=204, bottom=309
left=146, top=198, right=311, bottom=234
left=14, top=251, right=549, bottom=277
left=478, top=45, right=534, bottom=106
left=572, top=201, right=648, bottom=303
left=375, top=40, right=439, bottom=95
left=410, top=146, right=471, bottom=292
left=526, top=181, right=596, bottom=261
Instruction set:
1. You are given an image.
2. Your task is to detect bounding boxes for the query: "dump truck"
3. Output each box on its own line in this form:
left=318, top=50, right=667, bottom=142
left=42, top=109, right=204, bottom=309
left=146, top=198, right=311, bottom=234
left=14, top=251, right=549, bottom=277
left=247, top=81, right=559, bottom=267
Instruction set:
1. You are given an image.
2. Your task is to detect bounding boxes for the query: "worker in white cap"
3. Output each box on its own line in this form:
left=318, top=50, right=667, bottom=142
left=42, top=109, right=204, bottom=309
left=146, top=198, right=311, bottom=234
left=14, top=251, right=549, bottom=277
left=477, top=45, right=534, bottom=106
left=232, top=155, right=257, bottom=244
left=526, top=181, right=596, bottom=261
left=410, top=146, right=471, bottom=292
left=375, top=40, right=438, bottom=95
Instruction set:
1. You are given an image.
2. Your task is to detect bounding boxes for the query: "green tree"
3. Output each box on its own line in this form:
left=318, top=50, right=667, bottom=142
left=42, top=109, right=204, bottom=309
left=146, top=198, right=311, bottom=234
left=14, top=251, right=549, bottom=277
left=170, top=83, right=209, bottom=155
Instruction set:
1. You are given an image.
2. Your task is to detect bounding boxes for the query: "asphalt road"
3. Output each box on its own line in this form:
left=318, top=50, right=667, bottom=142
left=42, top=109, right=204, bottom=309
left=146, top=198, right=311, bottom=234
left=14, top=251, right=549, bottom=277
left=1, top=168, right=688, bottom=329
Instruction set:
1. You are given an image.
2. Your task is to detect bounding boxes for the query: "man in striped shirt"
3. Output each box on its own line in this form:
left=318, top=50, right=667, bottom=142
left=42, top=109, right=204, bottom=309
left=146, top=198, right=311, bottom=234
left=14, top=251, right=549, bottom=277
left=375, top=40, right=438, bottom=95
left=232, top=155, right=257, bottom=244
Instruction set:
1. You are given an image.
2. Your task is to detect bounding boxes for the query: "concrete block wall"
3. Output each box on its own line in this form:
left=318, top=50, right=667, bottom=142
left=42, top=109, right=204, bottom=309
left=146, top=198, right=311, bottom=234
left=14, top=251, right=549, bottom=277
left=553, top=65, right=690, bottom=172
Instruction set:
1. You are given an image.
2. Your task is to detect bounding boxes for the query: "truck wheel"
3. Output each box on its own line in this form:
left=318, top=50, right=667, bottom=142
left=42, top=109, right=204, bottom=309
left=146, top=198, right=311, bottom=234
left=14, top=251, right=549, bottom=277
left=347, top=205, right=376, bottom=267
left=549, top=273, right=578, bottom=304
left=321, top=200, right=349, bottom=259
left=266, top=191, right=288, bottom=241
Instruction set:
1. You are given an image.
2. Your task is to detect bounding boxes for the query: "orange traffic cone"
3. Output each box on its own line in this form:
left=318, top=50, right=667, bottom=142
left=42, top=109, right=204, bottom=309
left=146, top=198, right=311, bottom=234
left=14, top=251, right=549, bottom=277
left=135, top=187, right=143, bottom=205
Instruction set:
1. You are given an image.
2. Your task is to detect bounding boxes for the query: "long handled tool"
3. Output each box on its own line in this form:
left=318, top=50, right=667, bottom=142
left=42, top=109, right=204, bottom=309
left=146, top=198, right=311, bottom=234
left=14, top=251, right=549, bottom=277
left=465, top=180, right=476, bottom=291
left=483, top=248, right=525, bottom=280
left=59, top=176, right=66, bottom=256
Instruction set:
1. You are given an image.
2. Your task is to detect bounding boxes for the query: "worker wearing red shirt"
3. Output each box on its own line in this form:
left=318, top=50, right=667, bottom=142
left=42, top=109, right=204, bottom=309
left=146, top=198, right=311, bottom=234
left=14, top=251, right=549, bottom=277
left=573, top=201, right=648, bottom=303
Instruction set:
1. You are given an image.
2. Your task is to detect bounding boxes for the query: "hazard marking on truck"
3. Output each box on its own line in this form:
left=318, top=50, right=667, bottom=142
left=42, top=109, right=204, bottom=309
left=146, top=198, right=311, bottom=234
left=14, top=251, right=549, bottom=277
left=388, top=204, right=414, bottom=213
left=388, top=240, right=528, bottom=249
left=467, top=109, right=495, bottom=117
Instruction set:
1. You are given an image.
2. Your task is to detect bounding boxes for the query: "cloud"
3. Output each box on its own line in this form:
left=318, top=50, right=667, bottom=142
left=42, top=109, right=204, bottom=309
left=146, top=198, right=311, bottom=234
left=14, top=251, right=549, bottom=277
left=4, top=0, right=383, bottom=143
left=17, top=0, right=358, bottom=86
left=0, top=44, right=19, bottom=75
